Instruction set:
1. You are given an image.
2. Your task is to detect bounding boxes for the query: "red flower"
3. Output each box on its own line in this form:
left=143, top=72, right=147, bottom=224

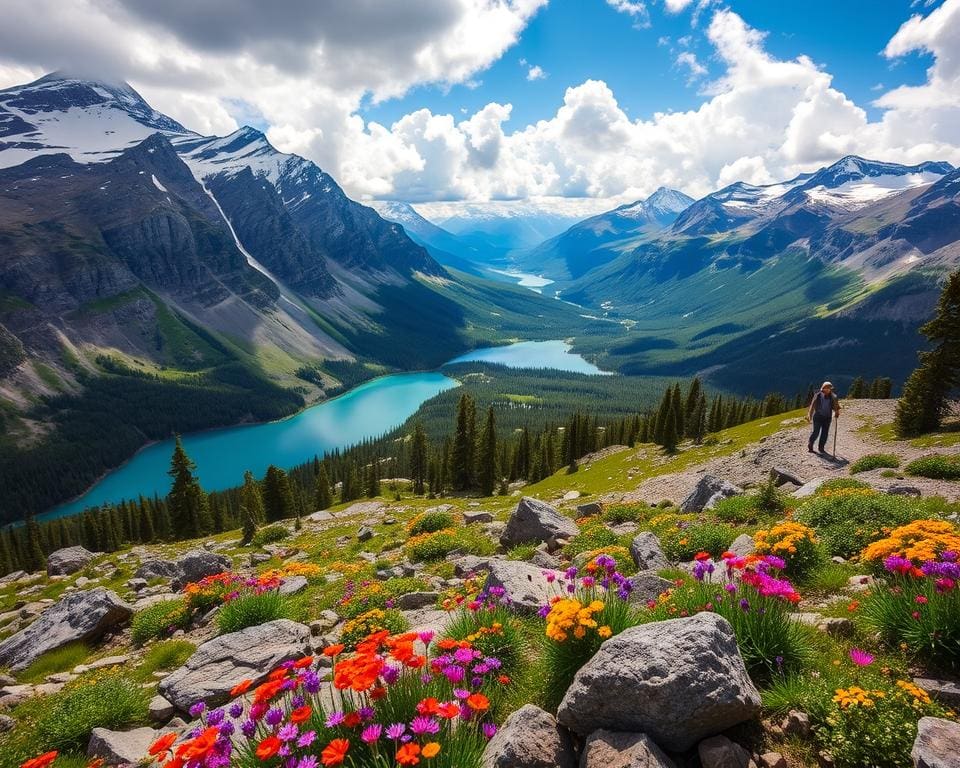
left=290, top=705, right=312, bottom=724
left=268, top=667, right=289, bottom=682
left=396, top=743, right=421, bottom=766
left=323, top=644, right=345, bottom=657
left=343, top=712, right=362, bottom=728
left=417, top=698, right=441, bottom=715
left=148, top=733, right=178, bottom=762
left=437, top=701, right=460, bottom=719
left=178, top=729, right=219, bottom=763
left=466, top=693, right=490, bottom=712
left=230, top=679, right=253, bottom=697
left=694, top=552, right=711, bottom=562
left=256, top=736, right=282, bottom=761
left=321, top=739, right=349, bottom=767
left=21, top=752, right=58, bottom=768
left=293, top=656, right=314, bottom=669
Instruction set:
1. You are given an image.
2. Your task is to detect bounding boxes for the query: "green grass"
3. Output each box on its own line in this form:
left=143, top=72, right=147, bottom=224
left=32, top=362, right=64, bottom=392
left=130, top=598, right=190, bottom=646
left=17, top=642, right=92, bottom=683
left=216, top=591, right=303, bottom=635
left=75, top=287, right=147, bottom=316
left=905, top=454, right=960, bottom=480
left=132, top=640, right=196, bottom=682
left=849, top=453, right=900, bottom=474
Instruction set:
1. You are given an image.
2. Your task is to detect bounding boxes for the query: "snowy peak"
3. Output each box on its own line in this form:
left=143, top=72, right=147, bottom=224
left=644, top=187, right=695, bottom=217
left=369, top=200, right=429, bottom=228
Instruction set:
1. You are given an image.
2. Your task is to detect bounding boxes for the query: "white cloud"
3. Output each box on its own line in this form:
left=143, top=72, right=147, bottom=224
left=663, top=0, right=695, bottom=12
left=526, top=64, right=547, bottom=81
left=605, top=0, right=651, bottom=28
left=675, top=51, right=706, bottom=82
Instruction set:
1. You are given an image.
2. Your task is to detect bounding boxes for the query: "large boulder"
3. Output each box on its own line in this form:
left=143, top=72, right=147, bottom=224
left=158, top=619, right=310, bottom=711
left=0, top=588, right=132, bottom=672
left=581, top=730, right=676, bottom=768
left=481, top=704, right=575, bottom=768
left=629, top=532, right=670, bottom=571
left=46, top=546, right=98, bottom=576
left=912, top=717, right=960, bottom=768
left=500, top=497, right=579, bottom=548
left=135, top=559, right=182, bottom=581
left=768, top=466, right=804, bottom=487
left=557, top=613, right=761, bottom=752
left=87, top=727, right=161, bottom=765
left=482, top=560, right=561, bottom=615
left=627, top=572, right=674, bottom=605
left=680, top=475, right=742, bottom=513
left=170, top=550, right=232, bottom=591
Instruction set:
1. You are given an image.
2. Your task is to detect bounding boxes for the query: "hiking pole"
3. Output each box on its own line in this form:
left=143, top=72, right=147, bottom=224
left=833, top=415, right=838, bottom=458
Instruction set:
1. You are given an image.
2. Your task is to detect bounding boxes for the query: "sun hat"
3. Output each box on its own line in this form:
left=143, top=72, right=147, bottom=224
left=821, top=381, right=833, bottom=390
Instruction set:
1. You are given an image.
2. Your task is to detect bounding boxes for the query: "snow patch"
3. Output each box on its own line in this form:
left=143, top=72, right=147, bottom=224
left=151, top=174, right=167, bottom=192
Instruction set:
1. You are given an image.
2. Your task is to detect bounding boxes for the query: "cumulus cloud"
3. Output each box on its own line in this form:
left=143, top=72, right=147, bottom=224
left=605, top=0, right=650, bottom=28
left=526, top=64, right=547, bottom=81
left=0, top=0, right=959, bottom=203
left=663, top=0, right=695, bottom=12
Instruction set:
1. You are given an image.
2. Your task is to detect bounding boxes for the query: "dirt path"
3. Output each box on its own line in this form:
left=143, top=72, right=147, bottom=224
left=608, top=399, right=960, bottom=505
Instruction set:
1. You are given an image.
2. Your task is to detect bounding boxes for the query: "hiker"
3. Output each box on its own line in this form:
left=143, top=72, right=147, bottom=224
left=807, top=381, right=841, bottom=454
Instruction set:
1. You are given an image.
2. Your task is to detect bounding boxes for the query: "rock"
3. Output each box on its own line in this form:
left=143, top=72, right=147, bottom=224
left=530, top=550, right=561, bottom=570
left=397, top=592, right=439, bottom=610
left=563, top=490, right=582, bottom=501
left=47, top=546, right=99, bottom=577
left=781, top=710, right=811, bottom=738
left=307, top=510, right=334, bottom=522
left=250, top=553, right=272, bottom=566
left=126, top=578, right=148, bottom=592
left=87, top=726, right=160, bottom=766
left=557, top=613, right=761, bottom=752
left=357, top=526, right=374, bottom=542
left=848, top=574, right=876, bottom=591
left=452, top=555, right=494, bottom=578
left=148, top=695, right=175, bottom=722
left=627, top=572, right=674, bottom=605
left=483, top=560, right=561, bottom=615
left=309, top=610, right=340, bottom=635
left=135, top=559, right=182, bottom=582
left=680, top=475, right=742, bottom=513
left=759, top=754, right=787, bottom=768
left=158, top=619, right=311, bottom=711
left=401, top=608, right=450, bottom=638
left=0, top=714, right=14, bottom=733
left=278, top=576, right=308, bottom=596
left=912, top=716, right=960, bottom=768
left=629, top=532, right=670, bottom=571
left=581, top=730, right=676, bottom=768
left=500, top=497, right=579, bottom=548
left=0, top=589, right=132, bottom=672
left=698, top=735, right=754, bottom=768
left=576, top=502, right=603, bottom=517
left=914, top=678, right=960, bottom=709
left=769, top=466, right=804, bottom=487
left=170, top=550, right=231, bottom=591
left=729, top=534, right=755, bottom=557
left=481, top=704, right=575, bottom=768
left=792, top=477, right=828, bottom=499
left=463, top=511, right=494, bottom=524
left=888, top=485, right=922, bottom=497
left=790, top=613, right=853, bottom=637
left=73, top=655, right=130, bottom=674
left=0, top=571, right=27, bottom=585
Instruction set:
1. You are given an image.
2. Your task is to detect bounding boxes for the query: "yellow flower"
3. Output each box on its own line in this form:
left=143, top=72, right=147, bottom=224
left=861, top=519, right=960, bottom=564
left=598, top=626, right=612, bottom=638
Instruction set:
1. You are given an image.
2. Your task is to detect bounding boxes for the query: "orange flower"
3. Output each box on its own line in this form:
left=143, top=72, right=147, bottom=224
left=290, top=705, right=312, bottom=724
left=321, top=739, right=350, bottom=767
left=268, top=667, right=289, bottom=682
left=148, top=733, right=178, bottom=760
left=396, top=743, right=421, bottom=766
left=417, top=698, right=441, bottom=715
left=256, top=736, right=282, bottom=761
left=293, top=656, right=314, bottom=669
left=86, top=760, right=104, bottom=768
left=437, top=701, right=460, bottom=719
left=178, top=729, right=220, bottom=763
left=343, top=711, right=362, bottom=728
left=230, top=679, right=253, bottom=697
left=436, top=638, right=459, bottom=651
left=422, top=743, right=441, bottom=759
left=497, top=674, right=511, bottom=685
left=21, top=752, right=58, bottom=768
left=323, top=644, right=345, bottom=657
left=466, top=693, right=490, bottom=712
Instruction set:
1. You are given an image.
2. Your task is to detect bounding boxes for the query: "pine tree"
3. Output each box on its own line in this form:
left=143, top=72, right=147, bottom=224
left=689, top=395, right=707, bottom=444
left=452, top=394, right=477, bottom=491
left=684, top=377, right=702, bottom=431
left=138, top=496, right=156, bottom=543
left=478, top=406, right=498, bottom=496
left=314, top=464, right=333, bottom=510
left=167, top=437, right=211, bottom=538
left=263, top=465, right=296, bottom=521
left=662, top=404, right=679, bottom=453
left=24, top=512, right=45, bottom=572
left=848, top=376, right=866, bottom=398
left=653, top=388, right=672, bottom=444
left=239, top=470, right=265, bottom=538
left=672, top=382, right=685, bottom=439
left=895, top=271, right=960, bottom=436
left=410, top=421, right=428, bottom=495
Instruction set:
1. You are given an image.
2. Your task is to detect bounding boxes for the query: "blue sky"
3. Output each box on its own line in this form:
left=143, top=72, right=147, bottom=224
left=362, top=1, right=936, bottom=135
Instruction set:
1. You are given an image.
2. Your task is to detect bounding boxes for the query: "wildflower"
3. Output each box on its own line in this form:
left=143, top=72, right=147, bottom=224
left=230, top=679, right=253, bottom=697
left=297, top=731, right=317, bottom=748
left=598, top=625, right=612, bottom=638
left=21, top=752, right=58, bottom=768
left=323, top=644, right=345, bottom=657
left=466, top=693, right=490, bottom=712
left=396, top=743, right=422, bottom=766
left=297, top=757, right=318, bottom=768
left=361, top=724, right=383, bottom=743
left=189, top=702, right=206, bottom=718
left=325, top=711, right=346, bottom=728
left=915, top=595, right=929, bottom=605
left=266, top=708, right=285, bottom=727
left=483, top=722, right=498, bottom=739
left=256, top=735, right=283, bottom=760
left=849, top=648, right=875, bottom=667
left=241, top=720, right=257, bottom=738
left=410, top=716, right=440, bottom=735
left=278, top=723, right=299, bottom=742
left=386, top=723, right=407, bottom=741
left=148, top=733, right=178, bottom=762
left=320, top=739, right=350, bottom=767
left=228, top=702, right=244, bottom=719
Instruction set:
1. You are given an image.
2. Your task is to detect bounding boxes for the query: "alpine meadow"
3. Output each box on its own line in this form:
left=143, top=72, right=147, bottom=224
left=3, top=2, right=960, bottom=768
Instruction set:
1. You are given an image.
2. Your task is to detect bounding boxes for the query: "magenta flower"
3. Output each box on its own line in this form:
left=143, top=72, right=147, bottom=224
left=361, top=724, right=383, bottom=743
left=849, top=648, right=874, bottom=667
left=410, top=716, right=440, bottom=735
left=482, top=723, right=497, bottom=739
left=325, top=711, right=346, bottom=728
left=386, top=723, right=406, bottom=741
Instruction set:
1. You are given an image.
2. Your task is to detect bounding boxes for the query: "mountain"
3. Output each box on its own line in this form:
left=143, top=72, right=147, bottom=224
left=564, top=155, right=958, bottom=391
left=0, top=72, right=591, bottom=520
left=514, top=187, right=694, bottom=280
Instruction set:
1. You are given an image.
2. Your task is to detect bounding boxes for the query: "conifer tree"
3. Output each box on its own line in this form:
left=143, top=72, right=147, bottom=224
left=410, top=421, right=428, bottom=495
left=314, top=463, right=333, bottom=510
left=138, top=496, right=156, bottom=543
left=478, top=406, right=498, bottom=495
left=167, top=437, right=211, bottom=538
left=672, top=382, right=685, bottom=439
left=23, top=512, right=45, bottom=572
left=689, top=395, right=707, bottom=444
left=684, top=377, right=702, bottom=431
left=263, top=465, right=296, bottom=521
left=452, top=394, right=477, bottom=491
left=662, top=403, right=679, bottom=453
left=239, top=470, right=265, bottom=538
left=848, top=376, right=866, bottom=398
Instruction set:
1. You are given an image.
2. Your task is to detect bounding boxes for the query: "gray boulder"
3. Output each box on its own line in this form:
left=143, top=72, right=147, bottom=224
left=46, top=546, right=98, bottom=576
left=158, top=619, right=310, bottom=711
left=576, top=502, right=603, bottom=518
left=769, top=466, right=804, bottom=487
left=680, top=475, right=742, bottom=513
left=481, top=704, right=575, bottom=768
left=729, top=534, right=755, bottom=558
left=581, top=730, right=676, bottom=768
left=483, top=560, right=562, bottom=615
left=530, top=549, right=562, bottom=570
left=170, top=550, right=231, bottom=591
left=463, top=511, right=494, bottom=524
left=912, top=717, right=960, bottom=768
left=914, top=678, right=960, bottom=709
left=135, top=559, right=182, bottom=581
left=0, top=588, right=132, bottom=672
left=557, top=613, right=761, bottom=751
left=148, top=694, right=176, bottom=723
left=452, top=555, right=493, bottom=578
left=698, top=735, right=754, bottom=768
left=888, top=485, right=922, bottom=498
left=88, top=726, right=160, bottom=765
left=278, top=576, right=308, bottom=596
left=627, top=572, right=673, bottom=605
left=629, top=532, right=670, bottom=571
left=501, top=497, right=579, bottom=548
left=792, top=477, right=828, bottom=499
left=397, top=592, right=439, bottom=610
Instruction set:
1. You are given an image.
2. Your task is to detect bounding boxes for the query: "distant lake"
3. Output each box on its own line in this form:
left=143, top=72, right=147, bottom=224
left=445, top=340, right=609, bottom=375
left=44, top=340, right=607, bottom=519
left=488, top=269, right=555, bottom=293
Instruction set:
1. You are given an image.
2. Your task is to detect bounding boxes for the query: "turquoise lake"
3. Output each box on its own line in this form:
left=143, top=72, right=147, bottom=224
left=45, top=341, right=606, bottom=519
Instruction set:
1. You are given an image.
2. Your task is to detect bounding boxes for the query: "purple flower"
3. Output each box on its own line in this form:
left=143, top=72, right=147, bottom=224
left=386, top=723, right=406, bottom=741
left=739, top=598, right=750, bottom=612
left=240, top=719, right=257, bottom=738
left=849, top=648, right=875, bottom=667
left=942, top=550, right=958, bottom=562
left=724, top=582, right=737, bottom=593
left=565, top=567, right=579, bottom=580
left=453, top=688, right=470, bottom=700
left=358, top=706, right=376, bottom=721
left=382, top=665, right=401, bottom=684
left=219, top=722, right=236, bottom=738
left=291, top=695, right=305, bottom=709
left=454, top=647, right=476, bottom=664
left=278, top=723, right=299, bottom=742
left=228, top=703, right=244, bottom=719
left=302, top=671, right=321, bottom=694
left=482, top=723, right=498, bottom=739
left=297, top=757, right=318, bottom=768
left=325, top=711, right=346, bottom=728
left=189, top=702, right=206, bottom=718
left=443, top=665, right=465, bottom=684
left=361, top=724, right=383, bottom=743
left=537, top=605, right=550, bottom=618
left=297, top=731, right=317, bottom=748
left=266, top=708, right=284, bottom=727
left=410, top=716, right=440, bottom=735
